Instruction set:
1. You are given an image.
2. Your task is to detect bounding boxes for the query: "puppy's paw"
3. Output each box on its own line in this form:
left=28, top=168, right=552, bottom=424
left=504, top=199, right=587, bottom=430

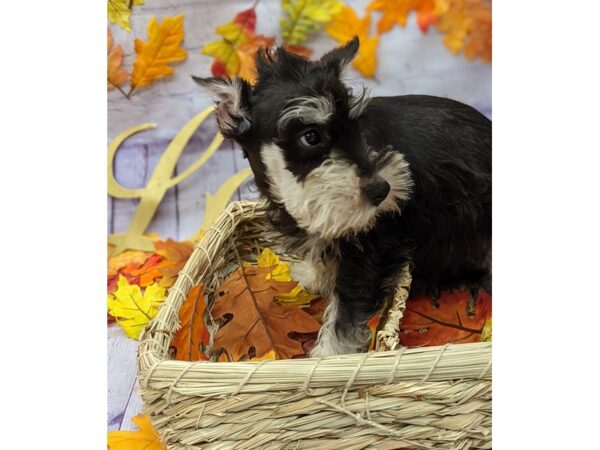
left=308, top=336, right=340, bottom=358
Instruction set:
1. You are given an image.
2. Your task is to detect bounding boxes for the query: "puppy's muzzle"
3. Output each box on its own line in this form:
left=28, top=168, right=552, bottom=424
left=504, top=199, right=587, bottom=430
left=363, top=178, right=391, bottom=206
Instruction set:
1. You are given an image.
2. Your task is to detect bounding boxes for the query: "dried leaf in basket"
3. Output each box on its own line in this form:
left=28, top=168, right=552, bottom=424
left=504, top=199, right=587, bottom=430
left=171, top=284, right=209, bottom=361
left=107, top=414, right=165, bottom=450
left=253, top=248, right=317, bottom=307
left=399, top=290, right=492, bottom=347
left=211, top=266, right=321, bottom=360
left=107, top=276, right=167, bottom=339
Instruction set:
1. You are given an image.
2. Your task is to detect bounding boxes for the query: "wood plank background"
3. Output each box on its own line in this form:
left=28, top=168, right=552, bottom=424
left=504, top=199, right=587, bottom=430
left=107, top=0, right=492, bottom=432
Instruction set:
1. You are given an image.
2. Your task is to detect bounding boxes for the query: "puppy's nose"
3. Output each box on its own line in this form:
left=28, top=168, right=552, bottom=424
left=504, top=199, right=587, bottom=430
left=364, top=179, right=391, bottom=206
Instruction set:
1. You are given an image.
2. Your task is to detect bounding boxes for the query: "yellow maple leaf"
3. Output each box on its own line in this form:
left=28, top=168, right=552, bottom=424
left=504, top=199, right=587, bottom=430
left=325, top=5, right=379, bottom=78
left=130, top=15, right=187, bottom=92
left=276, top=285, right=317, bottom=308
left=368, top=0, right=438, bottom=34
left=255, top=248, right=317, bottom=307
left=107, top=276, right=166, bottom=339
left=256, top=248, right=292, bottom=282
left=107, top=28, right=129, bottom=90
left=107, top=0, right=144, bottom=33
left=107, top=414, right=165, bottom=450
left=280, top=0, right=344, bottom=45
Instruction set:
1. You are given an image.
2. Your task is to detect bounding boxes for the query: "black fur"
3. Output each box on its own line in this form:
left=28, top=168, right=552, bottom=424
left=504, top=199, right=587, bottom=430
left=194, top=37, right=491, bottom=354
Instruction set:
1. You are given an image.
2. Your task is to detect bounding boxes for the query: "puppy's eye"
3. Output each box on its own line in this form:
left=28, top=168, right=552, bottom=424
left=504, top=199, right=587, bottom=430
left=299, top=129, right=321, bottom=147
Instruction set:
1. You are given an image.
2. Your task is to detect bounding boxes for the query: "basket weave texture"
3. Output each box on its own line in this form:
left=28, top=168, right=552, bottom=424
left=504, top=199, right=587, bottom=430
left=137, top=201, right=492, bottom=449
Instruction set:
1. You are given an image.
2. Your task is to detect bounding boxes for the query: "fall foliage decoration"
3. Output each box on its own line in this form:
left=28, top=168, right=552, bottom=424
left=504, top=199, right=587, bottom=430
left=107, top=276, right=167, bottom=339
left=107, top=414, right=165, bottom=450
left=107, top=28, right=129, bottom=92
left=211, top=265, right=321, bottom=360
left=201, top=7, right=310, bottom=83
left=202, top=8, right=259, bottom=78
left=171, top=284, right=210, bottom=361
left=435, top=0, right=492, bottom=62
left=107, top=0, right=145, bottom=33
left=325, top=5, right=379, bottom=78
left=368, top=0, right=438, bottom=34
left=129, top=15, right=187, bottom=96
left=399, top=290, right=492, bottom=347
left=280, top=0, right=344, bottom=45
left=154, top=239, right=195, bottom=288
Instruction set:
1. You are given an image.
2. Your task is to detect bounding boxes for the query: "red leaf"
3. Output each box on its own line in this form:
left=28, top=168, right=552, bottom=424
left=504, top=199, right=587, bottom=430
left=399, top=290, right=492, bottom=347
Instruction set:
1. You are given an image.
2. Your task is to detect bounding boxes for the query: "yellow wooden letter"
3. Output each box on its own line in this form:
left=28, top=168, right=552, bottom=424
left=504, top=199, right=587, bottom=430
left=107, top=106, right=224, bottom=257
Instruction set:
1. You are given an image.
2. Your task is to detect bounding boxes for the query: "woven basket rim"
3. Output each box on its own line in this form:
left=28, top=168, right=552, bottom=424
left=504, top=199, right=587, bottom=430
left=137, top=200, right=492, bottom=395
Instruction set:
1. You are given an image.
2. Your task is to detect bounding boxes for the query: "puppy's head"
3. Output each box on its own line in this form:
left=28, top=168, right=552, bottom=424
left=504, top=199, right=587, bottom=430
left=194, top=37, right=412, bottom=240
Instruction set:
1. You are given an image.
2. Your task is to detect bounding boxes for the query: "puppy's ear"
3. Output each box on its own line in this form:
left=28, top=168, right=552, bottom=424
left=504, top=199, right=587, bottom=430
left=192, top=76, right=252, bottom=138
left=320, top=36, right=359, bottom=75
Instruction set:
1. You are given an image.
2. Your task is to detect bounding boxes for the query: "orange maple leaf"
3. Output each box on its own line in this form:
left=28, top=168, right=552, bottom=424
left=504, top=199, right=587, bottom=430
left=399, top=290, right=492, bottom=347
left=237, top=34, right=276, bottom=83
left=123, top=254, right=166, bottom=287
left=325, top=5, right=379, bottom=77
left=130, top=15, right=187, bottom=93
left=153, top=239, right=195, bottom=288
left=107, top=28, right=129, bottom=90
left=368, top=0, right=438, bottom=34
left=171, top=284, right=209, bottom=361
left=436, top=0, right=491, bottom=62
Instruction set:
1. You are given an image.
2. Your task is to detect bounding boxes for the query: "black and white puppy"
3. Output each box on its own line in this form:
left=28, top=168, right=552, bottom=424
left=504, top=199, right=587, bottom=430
left=195, top=37, right=491, bottom=357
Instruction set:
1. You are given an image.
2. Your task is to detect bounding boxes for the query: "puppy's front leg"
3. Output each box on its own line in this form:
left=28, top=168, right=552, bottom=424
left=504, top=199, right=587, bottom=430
left=309, top=291, right=374, bottom=357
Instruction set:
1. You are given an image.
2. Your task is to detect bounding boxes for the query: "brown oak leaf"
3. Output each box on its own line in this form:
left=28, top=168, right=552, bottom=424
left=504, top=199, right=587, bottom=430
left=211, top=266, right=321, bottom=360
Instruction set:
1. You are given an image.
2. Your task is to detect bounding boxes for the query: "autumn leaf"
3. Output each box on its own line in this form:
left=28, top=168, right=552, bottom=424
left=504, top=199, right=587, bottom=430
left=108, top=249, right=151, bottom=277
left=211, top=266, right=321, bottom=360
left=367, top=314, right=380, bottom=351
left=108, top=271, right=139, bottom=294
left=107, top=0, right=145, bottom=33
left=436, top=0, right=491, bottom=62
left=283, top=45, right=313, bottom=58
left=237, top=34, right=276, bottom=83
left=171, top=284, right=209, bottom=361
left=154, top=239, right=194, bottom=288
left=325, top=5, right=379, bottom=77
left=481, top=317, right=492, bottom=342
left=121, top=254, right=165, bottom=287
left=250, top=350, right=276, bottom=361
left=202, top=8, right=257, bottom=77
left=368, top=0, right=438, bottom=34
left=108, top=28, right=129, bottom=90
left=253, top=248, right=317, bottom=307
left=399, top=290, right=492, bottom=347
left=107, top=414, right=165, bottom=450
left=280, top=0, right=344, bottom=45
left=130, top=15, right=187, bottom=94
left=107, top=276, right=166, bottom=339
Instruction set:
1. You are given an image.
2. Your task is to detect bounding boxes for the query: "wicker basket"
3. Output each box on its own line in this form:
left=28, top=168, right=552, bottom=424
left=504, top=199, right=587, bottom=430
left=137, top=201, right=492, bottom=449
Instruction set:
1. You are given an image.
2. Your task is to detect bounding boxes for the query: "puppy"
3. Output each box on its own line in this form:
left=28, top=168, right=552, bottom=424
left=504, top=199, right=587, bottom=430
left=195, top=37, right=491, bottom=357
